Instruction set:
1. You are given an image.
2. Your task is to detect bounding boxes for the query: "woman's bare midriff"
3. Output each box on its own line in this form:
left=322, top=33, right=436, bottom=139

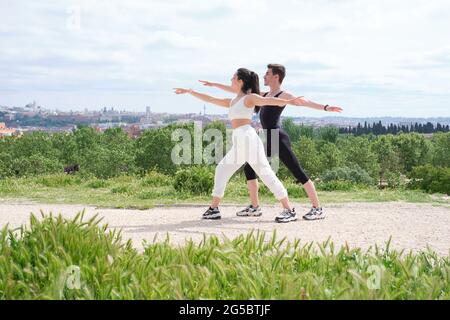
left=231, top=119, right=252, bottom=129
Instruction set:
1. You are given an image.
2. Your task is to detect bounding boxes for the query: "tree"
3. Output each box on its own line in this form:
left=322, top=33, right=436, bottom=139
left=291, top=137, right=321, bottom=178
left=317, top=142, right=343, bottom=173
left=431, top=132, right=450, bottom=168
left=371, top=135, right=401, bottom=186
left=316, top=126, right=339, bottom=143
left=393, top=133, right=431, bottom=173
left=337, top=136, right=379, bottom=179
left=135, top=123, right=195, bottom=174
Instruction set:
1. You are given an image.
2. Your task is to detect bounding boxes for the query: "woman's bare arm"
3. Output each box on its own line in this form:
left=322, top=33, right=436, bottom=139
left=245, top=94, right=306, bottom=108
left=198, top=80, right=237, bottom=94
left=173, top=88, right=231, bottom=108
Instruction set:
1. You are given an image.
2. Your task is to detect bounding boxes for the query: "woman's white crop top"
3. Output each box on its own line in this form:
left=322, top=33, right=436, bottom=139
left=228, top=95, right=254, bottom=121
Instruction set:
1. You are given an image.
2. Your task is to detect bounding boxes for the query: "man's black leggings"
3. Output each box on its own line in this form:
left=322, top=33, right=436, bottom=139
left=243, top=128, right=310, bottom=185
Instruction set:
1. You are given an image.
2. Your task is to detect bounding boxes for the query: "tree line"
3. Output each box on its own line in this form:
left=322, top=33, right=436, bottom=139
left=0, top=120, right=448, bottom=194
left=339, top=121, right=450, bottom=135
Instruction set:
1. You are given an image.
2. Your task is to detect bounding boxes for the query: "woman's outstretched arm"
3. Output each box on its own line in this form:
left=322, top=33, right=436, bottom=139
left=245, top=94, right=306, bottom=108
left=174, top=88, right=231, bottom=108
left=198, top=80, right=237, bottom=94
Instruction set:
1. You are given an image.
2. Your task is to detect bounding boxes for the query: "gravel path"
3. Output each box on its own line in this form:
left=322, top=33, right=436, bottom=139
left=0, top=201, right=449, bottom=256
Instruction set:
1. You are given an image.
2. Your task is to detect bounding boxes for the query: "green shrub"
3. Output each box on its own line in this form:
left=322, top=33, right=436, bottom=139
left=317, top=180, right=355, bottom=191
left=320, top=166, right=373, bottom=185
left=286, top=182, right=307, bottom=198
left=408, top=165, right=450, bottom=195
left=173, top=166, right=214, bottom=195
left=141, top=170, right=171, bottom=187
left=11, top=155, right=64, bottom=177
left=384, top=171, right=402, bottom=189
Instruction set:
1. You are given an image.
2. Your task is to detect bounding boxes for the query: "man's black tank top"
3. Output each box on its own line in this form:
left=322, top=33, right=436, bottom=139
left=259, top=91, right=285, bottom=129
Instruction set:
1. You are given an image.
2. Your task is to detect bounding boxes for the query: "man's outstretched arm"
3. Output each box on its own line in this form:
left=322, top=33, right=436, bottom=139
left=280, top=92, right=343, bottom=113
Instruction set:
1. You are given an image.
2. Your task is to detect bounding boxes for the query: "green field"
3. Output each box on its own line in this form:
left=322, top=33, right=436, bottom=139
left=0, top=174, right=448, bottom=209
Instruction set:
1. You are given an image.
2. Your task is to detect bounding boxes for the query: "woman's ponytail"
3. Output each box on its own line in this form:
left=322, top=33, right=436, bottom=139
left=237, top=68, right=261, bottom=113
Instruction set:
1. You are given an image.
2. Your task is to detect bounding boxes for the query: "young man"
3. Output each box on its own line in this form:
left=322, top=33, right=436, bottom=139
left=199, top=64, right=342, bottom=221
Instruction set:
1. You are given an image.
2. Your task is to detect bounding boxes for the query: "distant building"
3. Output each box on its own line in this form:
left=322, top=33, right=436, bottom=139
left=4, top=113, right=15, bottom=121
left=0, top=122, right=22, bottom=137
left=125, top=124, right=141, bottom=139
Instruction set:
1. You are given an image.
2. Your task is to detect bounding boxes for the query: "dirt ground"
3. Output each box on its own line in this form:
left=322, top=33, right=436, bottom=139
left=0, top=200, right=449, bottom=256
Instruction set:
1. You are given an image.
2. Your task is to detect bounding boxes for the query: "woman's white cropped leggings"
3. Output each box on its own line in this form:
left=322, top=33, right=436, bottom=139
left=212, top=124, right=288, bottom=200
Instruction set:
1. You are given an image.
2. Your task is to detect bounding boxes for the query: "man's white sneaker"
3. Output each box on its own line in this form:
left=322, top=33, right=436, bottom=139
left=275, top=208, right=297, bottom=223
left=236, top=205, right=263, bottom=217
left=202, top=207, right=221, bottom=220
left=303, top=207, right=326, bottom=221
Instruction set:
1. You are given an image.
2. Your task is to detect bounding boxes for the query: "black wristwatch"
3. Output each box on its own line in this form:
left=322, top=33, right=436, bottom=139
left=324, top=105, right=329, bottom=111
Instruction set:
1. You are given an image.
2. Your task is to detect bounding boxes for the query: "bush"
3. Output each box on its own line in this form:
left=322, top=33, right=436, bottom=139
left=316, top=180, right=355, bottom=191
left=141, top=170, right=171, bottom=187
left=384, top=171, right=403, bottom=189
left=320, top=166, right=373, bottom=185
left=408, top=165, right=450, bottom=195
left=286, top=182, right=307, bottom=198
left=80, top=147, right=136, bottom=179
left=11, top=154, right=64, bottom=177
left=173, top=166, right=214, bottom=195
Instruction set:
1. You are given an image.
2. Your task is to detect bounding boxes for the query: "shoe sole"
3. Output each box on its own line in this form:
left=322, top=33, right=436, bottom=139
left=202, top=214, right=221, bottom=220
left=302, top=215, right=325, bottom=221
left=275, top=217, right=298, bottom=223
left=236, top=212, right=263, bottom=217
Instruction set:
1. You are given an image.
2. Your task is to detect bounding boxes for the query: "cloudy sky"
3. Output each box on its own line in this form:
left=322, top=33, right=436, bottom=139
left=1, top=0, right=450, bottom=117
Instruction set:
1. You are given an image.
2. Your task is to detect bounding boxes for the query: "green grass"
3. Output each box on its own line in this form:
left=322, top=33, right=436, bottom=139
left=1, top=211, right=448, bottom=300
left=0, top=173, right=448, bottom=209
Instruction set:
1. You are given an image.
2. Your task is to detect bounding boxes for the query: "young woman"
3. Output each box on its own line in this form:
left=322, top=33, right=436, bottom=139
left=174, top=68, right=305, bottom=223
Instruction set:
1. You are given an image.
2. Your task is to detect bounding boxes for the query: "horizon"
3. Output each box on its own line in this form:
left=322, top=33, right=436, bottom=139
left=2, top=1, right=450, bottom=118
left=2, top=102, right=450, bottom=122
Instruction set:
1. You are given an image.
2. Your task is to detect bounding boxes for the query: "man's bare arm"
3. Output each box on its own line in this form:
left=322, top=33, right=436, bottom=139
left=280, top=92, right=343, bottom=113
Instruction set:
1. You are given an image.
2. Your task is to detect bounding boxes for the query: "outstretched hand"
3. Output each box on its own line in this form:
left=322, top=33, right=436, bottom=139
left=198, top=80, right=214, bottom=87
left=326, top=106, right=343, bottom=113
left=173, top=88, right=191, bottom=94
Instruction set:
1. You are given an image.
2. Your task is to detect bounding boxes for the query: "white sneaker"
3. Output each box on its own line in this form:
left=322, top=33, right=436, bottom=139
left=275, top=208, right=297, bottom=223
left=236, top=205, right=263, bottom=217
left=303, top=207, right=325, bottom=221
left=202, top=207, right=221, bottom=220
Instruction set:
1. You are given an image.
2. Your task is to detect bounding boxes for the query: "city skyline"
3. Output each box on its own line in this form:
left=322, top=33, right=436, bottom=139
left=1, top=1, right=450, bottom=118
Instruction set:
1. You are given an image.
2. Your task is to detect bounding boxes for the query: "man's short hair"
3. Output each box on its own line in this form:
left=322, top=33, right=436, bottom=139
left=267, top=64, right=286, bottom=84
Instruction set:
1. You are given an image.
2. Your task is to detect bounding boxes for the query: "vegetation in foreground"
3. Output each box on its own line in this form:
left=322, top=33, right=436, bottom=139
left=1, top=212, right=449, bottom=300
